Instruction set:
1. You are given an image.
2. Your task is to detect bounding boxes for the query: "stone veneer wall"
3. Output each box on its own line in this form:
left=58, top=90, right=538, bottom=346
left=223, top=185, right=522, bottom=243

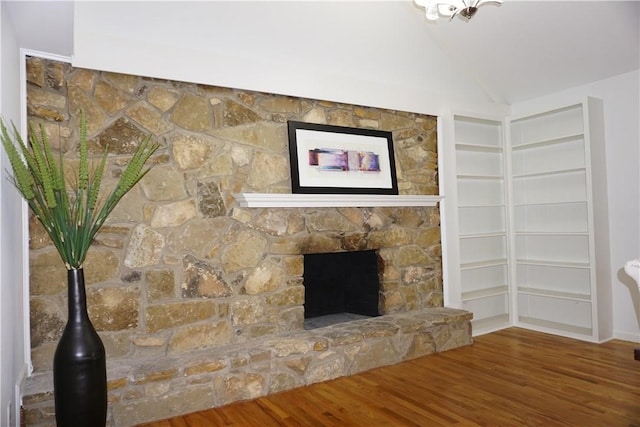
left=22, top=57, right=472, bottom=426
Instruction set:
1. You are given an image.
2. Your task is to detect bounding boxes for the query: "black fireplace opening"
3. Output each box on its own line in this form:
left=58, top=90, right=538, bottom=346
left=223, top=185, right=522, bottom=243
left=303, top=249, right=381, bottom=329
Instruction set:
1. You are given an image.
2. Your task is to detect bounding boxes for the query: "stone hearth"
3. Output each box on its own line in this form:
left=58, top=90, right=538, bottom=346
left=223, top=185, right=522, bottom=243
left=24, top=308, right=472, bottom=426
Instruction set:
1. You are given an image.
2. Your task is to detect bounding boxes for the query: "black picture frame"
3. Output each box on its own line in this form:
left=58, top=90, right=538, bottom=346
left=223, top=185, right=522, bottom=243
left=287, top=121, right=399, bottom=195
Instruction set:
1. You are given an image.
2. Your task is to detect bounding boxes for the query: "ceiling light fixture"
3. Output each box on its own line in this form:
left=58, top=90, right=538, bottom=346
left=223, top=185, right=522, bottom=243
left=414, top=0, right=503, bottom=22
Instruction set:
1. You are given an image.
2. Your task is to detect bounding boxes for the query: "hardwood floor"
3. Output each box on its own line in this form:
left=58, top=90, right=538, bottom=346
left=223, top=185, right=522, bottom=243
left=138, top=328, right=640, bottom=427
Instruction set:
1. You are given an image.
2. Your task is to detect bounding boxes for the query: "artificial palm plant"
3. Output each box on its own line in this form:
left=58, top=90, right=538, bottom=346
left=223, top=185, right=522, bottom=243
left=0, top=113, right=159, bottom=269
left=0, top=113, right=159, bottom=426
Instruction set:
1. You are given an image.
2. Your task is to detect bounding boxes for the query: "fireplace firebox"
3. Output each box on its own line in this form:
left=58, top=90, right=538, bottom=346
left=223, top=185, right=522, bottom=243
left=303, top=249, right=381, bottom=329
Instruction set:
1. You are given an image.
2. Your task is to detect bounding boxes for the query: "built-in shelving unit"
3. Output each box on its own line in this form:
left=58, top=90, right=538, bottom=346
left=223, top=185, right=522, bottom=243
left=446, top=97, right=612, bottom=342
left=509, top=98, right=611, bottom=342
left=453, top=115, right=510, bottom=334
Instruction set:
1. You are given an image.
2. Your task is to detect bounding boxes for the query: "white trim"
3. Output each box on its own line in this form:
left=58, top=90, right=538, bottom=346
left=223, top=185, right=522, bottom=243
left=21, top=49, right=70, bottom=65
left=12, top=362, right=28, bottom=427
left=234, top=193, right=443, bottom=208
left=18, top=50, right=72, bottom=376
left=18, top=49, right=30, bottom=378
left=440, top=111, right=462, bottom=309
left=614, top=330, right=640, bottom=343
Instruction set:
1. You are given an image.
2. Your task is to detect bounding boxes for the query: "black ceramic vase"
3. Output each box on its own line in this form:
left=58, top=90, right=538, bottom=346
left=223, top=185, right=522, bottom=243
left=53, top=268, right=107, bottom=427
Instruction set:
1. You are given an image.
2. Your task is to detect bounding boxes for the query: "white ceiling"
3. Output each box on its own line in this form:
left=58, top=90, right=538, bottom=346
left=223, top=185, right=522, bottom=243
left=421, top=0, right=640, bottom=104
left=4, top=1, right=639, bottom=105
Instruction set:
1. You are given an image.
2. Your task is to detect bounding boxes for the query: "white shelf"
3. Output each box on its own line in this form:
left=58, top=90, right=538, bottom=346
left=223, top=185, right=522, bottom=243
left=514, top=231, right=588, bottom=237
left=513, top=200, right=587, bottom=207
left=511, top=132, right=584, bottom=150
left=462, top=286, right=509, bottom=301
left=461, top=259, right=508, bottom=270
left=459, top=232, right=506, bottom=239
left=517, top=316, right=592, bottom=337
left=458, top=204, right=504, bottom=209
left=515, top=259, right=589, bottom=269
left=456, top=174, right=504, bottom=180
left=455, top=143, right=503, bottom=152
left=514, top=200, right=588, bottom=208
left=517, top=287, right=590, bottom=301
left=512, top=167, right=586, bottom=179
left=234, top=193, right=443, bottom=208
left=470, top=314, right=511, bottom=336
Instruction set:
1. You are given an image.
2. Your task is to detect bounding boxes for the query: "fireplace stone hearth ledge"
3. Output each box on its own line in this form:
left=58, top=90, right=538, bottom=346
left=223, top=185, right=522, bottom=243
left=23, top=307, right=472, bottom=427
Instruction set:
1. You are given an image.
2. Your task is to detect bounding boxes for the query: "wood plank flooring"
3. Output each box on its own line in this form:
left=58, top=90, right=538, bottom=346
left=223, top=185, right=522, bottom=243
left=138, top=328, right=640, bottom=427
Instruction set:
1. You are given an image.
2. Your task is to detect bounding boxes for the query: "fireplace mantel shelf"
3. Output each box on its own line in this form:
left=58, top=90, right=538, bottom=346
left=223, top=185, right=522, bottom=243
left=234, top=193, right=443, bottom=208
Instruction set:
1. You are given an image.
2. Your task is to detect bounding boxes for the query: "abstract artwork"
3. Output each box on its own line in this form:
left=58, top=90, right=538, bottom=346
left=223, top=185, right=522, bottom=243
left=287, top=121, right=398, bottom=195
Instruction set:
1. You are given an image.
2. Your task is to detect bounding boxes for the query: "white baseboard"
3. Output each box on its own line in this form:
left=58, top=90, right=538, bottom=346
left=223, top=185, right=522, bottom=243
left=614, top=330, right=640, bottom=343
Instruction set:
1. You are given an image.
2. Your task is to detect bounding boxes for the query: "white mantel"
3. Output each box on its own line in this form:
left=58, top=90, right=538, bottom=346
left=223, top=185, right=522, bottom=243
left=234, top=193, right=443, bottom=208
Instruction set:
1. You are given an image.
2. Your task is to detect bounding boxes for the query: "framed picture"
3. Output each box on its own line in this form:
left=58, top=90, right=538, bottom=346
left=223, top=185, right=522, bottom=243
left=287, top=121, right=399, bottom=195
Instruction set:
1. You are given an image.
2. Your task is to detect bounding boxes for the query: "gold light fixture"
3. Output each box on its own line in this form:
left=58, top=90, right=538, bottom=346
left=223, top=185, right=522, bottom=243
left=414, top=0, right=503, bottom=21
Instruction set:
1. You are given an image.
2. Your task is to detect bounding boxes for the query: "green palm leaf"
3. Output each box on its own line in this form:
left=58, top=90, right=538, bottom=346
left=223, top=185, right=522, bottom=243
left=0, top=114, right=159, bottom=270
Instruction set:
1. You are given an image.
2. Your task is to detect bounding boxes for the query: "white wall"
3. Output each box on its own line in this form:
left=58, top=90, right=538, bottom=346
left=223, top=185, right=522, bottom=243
left=511, top=70, right=640, bottom=342
left=72, top=1, right=508, bottom=117
left=0, top=3, right=30, bottom=426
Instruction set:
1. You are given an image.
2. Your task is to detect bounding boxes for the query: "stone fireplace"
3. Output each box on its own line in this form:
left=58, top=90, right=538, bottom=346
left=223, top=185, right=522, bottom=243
left=22, top=57, right=472, bottom=427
